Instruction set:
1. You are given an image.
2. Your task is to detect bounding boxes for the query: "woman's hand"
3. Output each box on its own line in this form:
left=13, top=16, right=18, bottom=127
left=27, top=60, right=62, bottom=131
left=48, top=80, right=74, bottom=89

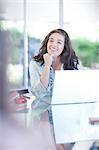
left=40, top=53, right=53, bottom=88
left=43, top=53, right=53, bottom=68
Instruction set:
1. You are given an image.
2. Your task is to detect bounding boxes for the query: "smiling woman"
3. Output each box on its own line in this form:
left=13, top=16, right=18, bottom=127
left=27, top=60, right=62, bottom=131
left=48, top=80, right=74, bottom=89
left=29, top=28, right=79, bottom=150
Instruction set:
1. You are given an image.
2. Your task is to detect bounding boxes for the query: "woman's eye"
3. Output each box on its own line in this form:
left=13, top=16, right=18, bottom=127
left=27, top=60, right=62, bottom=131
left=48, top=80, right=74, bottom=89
left=58, top=41, right=62, bottom=44
left=49, top=40, right=54, bottom=42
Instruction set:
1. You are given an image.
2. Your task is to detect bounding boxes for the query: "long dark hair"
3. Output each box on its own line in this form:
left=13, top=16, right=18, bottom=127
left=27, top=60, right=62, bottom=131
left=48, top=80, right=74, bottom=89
left=33, top=29, right=79, bottom=70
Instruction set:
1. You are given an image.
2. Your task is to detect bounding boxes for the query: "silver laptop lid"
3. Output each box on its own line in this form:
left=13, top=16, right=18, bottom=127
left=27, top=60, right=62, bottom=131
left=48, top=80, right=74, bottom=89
left=52, top=70, right=99, bottom=105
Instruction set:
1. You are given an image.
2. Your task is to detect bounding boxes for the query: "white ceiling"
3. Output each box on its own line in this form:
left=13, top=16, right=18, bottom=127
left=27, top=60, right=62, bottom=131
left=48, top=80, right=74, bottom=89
left=64, top=0, right=99, bottom=22
left=0, top=0, right=99, bottom=22
left=0, top=0, right=59, bottom=22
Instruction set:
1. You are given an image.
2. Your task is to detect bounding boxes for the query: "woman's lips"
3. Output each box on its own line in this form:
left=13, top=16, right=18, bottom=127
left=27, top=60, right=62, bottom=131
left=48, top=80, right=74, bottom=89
left=51, top=48, right=57, bottom=52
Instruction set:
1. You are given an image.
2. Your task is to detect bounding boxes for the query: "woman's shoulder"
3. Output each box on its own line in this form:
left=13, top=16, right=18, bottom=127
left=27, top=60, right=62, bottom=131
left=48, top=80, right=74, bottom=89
left=77, top=64, right=85, bottom=70
left=30, top=59, right=40, bottom=66
left=29, top=59, right=43, bottom=69
left=77, top=61, right=89, bottom=70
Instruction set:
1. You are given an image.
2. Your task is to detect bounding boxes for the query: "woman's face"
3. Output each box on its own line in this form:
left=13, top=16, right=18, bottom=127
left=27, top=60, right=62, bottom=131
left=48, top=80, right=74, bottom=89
left=47, top=33, right=65, bottom=57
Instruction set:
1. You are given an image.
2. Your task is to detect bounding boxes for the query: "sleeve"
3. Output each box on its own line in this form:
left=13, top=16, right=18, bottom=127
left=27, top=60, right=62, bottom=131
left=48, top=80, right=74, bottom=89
left=29, top=60, right=48, bottom=98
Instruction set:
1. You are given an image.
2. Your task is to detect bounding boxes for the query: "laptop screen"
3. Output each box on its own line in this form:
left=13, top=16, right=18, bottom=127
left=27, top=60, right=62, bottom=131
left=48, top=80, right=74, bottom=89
left=52, top=70, right=99, bottom=105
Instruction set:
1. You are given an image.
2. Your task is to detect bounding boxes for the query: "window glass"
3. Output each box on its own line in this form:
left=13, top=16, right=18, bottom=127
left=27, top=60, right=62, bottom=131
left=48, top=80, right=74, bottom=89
left=27, top=0, right=59, bottom=63
left=1, top=21, right=24, bottom=89
left=63, top=0, right=99, bottom=68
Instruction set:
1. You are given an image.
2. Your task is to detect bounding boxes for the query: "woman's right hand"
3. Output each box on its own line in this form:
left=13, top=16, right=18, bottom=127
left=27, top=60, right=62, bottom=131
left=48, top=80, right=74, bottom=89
left=43, top=53, right=53, bottom=68
left=40, top=53, right=53, bottom=88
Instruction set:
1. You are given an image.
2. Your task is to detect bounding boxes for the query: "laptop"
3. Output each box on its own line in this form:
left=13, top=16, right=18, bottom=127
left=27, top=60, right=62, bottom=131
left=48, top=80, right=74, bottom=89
left=51, top=70, right=99, bottom=143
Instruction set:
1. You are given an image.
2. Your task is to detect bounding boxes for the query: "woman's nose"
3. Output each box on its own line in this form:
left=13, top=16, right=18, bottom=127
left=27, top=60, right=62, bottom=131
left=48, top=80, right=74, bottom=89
left=52, top=41, right=57, bottom=47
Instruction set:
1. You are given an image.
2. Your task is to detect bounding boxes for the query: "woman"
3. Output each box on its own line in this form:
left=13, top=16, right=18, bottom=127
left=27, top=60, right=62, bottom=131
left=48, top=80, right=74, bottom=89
left=29, top=29, right=92, bottom=150
left=29, top=28, right=79, bottom=118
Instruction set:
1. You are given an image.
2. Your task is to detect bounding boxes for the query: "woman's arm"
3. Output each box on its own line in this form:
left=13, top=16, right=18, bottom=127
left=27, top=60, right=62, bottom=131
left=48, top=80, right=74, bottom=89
left=29, top=60, right=48, bottom=97
left=29, top=54, right=53, bottom=97
left=40, top=53, right=53, bottom=88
